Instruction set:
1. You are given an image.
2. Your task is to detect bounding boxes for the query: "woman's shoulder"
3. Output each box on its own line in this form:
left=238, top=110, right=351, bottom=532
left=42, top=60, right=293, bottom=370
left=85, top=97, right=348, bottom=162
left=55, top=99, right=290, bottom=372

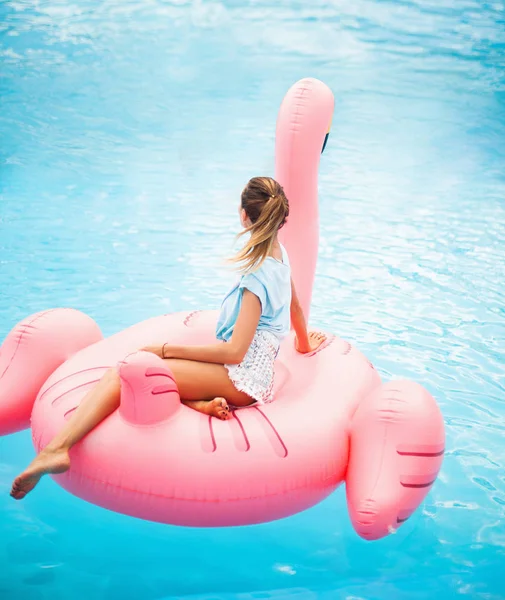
left=253, top=256, right=290, bottom=287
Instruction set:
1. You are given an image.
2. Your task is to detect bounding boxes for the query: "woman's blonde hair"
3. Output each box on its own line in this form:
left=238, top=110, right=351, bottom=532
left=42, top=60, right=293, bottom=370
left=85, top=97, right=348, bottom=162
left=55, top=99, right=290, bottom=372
left=231, top=176, right=289, bottom=273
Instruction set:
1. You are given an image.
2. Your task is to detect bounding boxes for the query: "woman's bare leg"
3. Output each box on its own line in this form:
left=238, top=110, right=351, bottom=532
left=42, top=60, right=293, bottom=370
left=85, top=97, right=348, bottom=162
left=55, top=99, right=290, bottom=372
left=10, top=358, right=254, bottom=500
left=10, top=368, right=121, bottom=499
left=166, top=358, right=255, bottom=416
left=166, top=359, right=253, bottom=405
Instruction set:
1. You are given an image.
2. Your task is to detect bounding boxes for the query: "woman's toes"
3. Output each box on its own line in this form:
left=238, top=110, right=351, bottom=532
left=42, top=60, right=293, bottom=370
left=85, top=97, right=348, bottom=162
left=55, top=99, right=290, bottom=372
left=216, top=399, right=230, bottom=414
left=205, top=398, right=229, bottom=420
left=217, top=406, right=229, bottom=420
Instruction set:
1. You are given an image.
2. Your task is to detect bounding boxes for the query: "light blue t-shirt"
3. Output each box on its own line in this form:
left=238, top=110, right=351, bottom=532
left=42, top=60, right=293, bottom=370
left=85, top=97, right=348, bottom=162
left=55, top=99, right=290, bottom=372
left=216, top=244, right=292, bottom=342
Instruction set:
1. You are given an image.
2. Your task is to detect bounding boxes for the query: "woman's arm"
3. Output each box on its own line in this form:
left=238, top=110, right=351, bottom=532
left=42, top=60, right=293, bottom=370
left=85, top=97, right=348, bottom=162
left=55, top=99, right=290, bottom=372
left=290, top=277, right=326, bottom=353
left=142, top=290, right=261, bottom=365
left=290, top=278, right=310, bottom=352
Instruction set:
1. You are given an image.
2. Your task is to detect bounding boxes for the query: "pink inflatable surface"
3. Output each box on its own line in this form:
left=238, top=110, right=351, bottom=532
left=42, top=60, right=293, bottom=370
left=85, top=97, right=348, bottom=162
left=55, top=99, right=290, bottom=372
left=0, top=79, right=445, bottom=540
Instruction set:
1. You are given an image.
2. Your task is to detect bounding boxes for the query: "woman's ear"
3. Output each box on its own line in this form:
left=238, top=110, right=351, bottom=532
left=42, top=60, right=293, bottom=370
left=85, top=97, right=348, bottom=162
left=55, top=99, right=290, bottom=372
left=240, top=208, right=251, bottom=228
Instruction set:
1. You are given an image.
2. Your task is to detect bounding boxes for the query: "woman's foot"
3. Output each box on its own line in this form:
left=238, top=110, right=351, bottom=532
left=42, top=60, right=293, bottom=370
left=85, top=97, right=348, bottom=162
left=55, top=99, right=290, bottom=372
left=10, top=448, right=71, bottom=500
left=183, top=398, right=231, bottom=420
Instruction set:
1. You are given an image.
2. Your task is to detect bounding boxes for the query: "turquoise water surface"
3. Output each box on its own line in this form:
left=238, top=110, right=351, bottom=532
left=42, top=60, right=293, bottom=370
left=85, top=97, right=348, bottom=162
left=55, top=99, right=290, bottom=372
left=1, top=1, right=504, bottom=598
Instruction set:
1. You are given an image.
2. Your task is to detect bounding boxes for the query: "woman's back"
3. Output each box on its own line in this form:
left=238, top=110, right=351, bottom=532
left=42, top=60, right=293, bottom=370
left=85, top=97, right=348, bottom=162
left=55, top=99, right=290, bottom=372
left=216, top=243, right=291, bottom=343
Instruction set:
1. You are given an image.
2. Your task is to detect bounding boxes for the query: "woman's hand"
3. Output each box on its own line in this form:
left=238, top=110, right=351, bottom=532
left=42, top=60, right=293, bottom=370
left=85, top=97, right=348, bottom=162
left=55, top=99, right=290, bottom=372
left=295, top=331, right=326, bottom=354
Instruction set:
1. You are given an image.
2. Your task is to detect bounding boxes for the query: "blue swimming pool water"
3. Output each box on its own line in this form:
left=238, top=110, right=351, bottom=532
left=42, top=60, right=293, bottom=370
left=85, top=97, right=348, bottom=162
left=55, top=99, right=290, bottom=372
left=1, top=1, right=504, bottom=598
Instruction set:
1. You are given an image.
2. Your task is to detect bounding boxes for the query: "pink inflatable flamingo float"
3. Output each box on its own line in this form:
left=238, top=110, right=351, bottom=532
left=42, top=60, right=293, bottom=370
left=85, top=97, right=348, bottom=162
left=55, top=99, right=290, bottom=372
left=0, top=78, right=444, bottom=540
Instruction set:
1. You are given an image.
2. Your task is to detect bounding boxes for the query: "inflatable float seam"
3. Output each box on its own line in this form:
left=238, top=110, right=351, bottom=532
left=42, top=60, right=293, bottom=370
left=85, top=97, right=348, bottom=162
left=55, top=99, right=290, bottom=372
left=113, top=412, right=181, bottom=429
left=400, top=478, right=438, bottom=489
left=0, top=309, right=60, bottom=381
left=151, top=385, right=174, bottom=395
left=39, top=366, right=113, bottom=402
left=64, top=406, right=77, bottom=420
left=117, top=373, right=145, bottom=425
left=292, top=87, right=309, bottom=134
left=183, top=310, right=201, bottom=327
left=205, top=407, right=293, bottom=456
left=231, top=412, right=250, bottom=452
left=359, top=394, right=392, bottom=505
left=64, top=469, right=337, bottom=503
left=396, top=438, right=445, bottom=457
left=397, top=448, right=445, bottom=457
left=288, top=79, right=311, bottom=168
left=207, top=415, right=217, bottom=451
left=253, top=407, right=288, bottom=457
left=280, top=79, right=310, bottom=199
left=51, top=379, right=102, bottom=408
left=145, top=370, right=173, bottom=379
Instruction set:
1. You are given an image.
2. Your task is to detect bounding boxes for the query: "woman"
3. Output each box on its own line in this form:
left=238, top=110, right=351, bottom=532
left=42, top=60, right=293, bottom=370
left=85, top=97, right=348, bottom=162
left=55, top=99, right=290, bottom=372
left=10, top=176, right=325, bottom=500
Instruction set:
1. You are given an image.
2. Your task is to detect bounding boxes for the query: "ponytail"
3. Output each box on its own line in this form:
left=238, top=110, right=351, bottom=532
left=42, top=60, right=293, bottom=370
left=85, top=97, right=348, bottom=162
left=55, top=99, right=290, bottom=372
left=230, top=177, right=289, bottom=273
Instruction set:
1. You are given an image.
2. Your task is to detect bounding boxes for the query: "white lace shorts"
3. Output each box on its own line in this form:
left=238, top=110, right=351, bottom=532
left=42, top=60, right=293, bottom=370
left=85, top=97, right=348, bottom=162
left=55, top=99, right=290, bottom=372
left=225, top=330, right=280, bottom=405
